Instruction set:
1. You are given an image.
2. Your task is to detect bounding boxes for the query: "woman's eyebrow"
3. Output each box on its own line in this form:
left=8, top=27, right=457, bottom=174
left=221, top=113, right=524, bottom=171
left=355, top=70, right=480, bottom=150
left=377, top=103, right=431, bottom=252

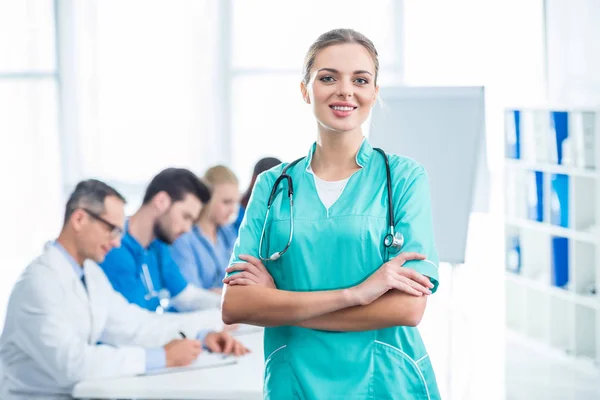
left=317, top=68, right=373, bottom=76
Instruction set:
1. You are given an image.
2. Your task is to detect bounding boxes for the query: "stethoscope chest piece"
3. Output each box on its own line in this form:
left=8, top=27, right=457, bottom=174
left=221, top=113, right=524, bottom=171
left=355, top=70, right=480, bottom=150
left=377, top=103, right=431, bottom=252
left=384, top=231, right=404, bottom=252
left=156, top=289, right=171, bottom=314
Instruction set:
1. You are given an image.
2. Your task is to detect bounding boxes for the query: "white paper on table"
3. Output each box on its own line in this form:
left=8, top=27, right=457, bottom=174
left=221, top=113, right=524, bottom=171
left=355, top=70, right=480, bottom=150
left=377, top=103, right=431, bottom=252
left=232, top=324, right=264, bottom=336
left=143, top=352, right=238, bottom=376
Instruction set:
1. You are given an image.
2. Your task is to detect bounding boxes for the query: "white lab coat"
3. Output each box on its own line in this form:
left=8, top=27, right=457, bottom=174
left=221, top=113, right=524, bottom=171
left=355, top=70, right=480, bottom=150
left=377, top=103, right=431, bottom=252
left=0, top=242, right=222, bottom=400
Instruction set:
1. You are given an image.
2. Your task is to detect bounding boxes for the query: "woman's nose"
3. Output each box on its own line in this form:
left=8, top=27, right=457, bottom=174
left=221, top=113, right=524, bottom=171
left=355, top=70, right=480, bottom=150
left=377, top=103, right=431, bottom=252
left=336, top=79, right=353, bottom=98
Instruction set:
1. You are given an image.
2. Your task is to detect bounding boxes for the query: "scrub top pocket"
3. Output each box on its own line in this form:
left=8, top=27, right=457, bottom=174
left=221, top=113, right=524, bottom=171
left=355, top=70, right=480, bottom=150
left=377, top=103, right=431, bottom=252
left=263, top=344, right=301, bottom=400
left=372, top=340, right=440, bottom=400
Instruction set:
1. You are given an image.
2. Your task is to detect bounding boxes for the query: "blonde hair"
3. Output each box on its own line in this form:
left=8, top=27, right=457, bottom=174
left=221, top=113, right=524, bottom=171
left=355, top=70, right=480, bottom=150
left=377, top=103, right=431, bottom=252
left=302, top=28, right=379, bottom=86
left=203, top=165, right=238, bottom=187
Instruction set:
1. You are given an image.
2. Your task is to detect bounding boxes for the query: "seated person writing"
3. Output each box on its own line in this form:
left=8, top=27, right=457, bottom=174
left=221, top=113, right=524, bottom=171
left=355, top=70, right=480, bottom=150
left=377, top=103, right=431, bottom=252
left=0, top=180, right=247, bottom=400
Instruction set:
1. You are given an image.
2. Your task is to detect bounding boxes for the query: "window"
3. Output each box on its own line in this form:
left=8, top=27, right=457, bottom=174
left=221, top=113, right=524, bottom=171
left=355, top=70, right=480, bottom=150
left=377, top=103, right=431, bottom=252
left=403, top=0, right=547, bottom=172
left=0, top=0, right=62, bottom=325
left=66, top=0, right=403, bottom=198
left=231, top=0, right=399, bottom=71
left=67, top=0, right=221, bottom=212
left=0, top=0, right=56, bottom=73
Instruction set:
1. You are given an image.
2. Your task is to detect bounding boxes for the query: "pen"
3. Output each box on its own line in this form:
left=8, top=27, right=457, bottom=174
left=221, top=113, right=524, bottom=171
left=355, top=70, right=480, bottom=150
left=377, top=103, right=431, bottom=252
left=179, top=331, right=187, bottom=339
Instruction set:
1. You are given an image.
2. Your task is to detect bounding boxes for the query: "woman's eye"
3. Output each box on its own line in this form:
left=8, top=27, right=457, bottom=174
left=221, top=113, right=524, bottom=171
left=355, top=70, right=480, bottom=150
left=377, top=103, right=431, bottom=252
left=355, top=78, right=369, bottom=85
left=319, top=76, right=335, bottom=83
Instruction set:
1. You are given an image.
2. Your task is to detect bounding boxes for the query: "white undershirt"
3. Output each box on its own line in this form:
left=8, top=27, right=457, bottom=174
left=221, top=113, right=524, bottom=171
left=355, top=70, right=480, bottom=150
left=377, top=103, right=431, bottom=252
left=308, top=166, right=351, bottom=209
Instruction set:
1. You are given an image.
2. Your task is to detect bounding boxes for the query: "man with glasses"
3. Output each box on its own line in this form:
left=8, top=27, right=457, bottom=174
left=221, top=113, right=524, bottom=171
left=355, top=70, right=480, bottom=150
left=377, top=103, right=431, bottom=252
left=0, top=179, right=248, bottom=400
left=100, top=168, right=224, bottom=314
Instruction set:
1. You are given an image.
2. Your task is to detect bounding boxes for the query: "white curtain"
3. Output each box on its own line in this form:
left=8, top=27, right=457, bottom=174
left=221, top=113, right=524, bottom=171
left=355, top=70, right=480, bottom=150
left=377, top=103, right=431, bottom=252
left=0, top=0, right=63, bottom=325
left=546, top=0, right=600, bottom=105
left=67, top=0, right=221, bottom=213
left=0, top=0, right=223, bottom=323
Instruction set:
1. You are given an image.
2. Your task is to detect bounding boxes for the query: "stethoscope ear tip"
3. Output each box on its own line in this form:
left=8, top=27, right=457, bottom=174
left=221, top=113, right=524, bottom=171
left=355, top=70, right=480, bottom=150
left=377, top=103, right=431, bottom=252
left=269, top=253, right=281, bottom=261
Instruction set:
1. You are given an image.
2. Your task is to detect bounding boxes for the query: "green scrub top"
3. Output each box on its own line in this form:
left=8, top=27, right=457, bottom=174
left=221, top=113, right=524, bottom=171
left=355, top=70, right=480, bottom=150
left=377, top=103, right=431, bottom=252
left=229, top=139, right=441, bottom=400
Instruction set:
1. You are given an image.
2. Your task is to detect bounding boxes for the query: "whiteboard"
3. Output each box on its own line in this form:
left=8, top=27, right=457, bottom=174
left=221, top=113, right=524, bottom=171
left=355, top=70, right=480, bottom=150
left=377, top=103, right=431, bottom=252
left=369, top=86, right=487, bottom=264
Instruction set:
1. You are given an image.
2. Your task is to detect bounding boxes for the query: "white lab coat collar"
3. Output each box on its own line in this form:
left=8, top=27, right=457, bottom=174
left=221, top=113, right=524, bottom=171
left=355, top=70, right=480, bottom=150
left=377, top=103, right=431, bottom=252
left=41, top=242, right=90, bottom=306
left=51, top=241, right=84, bottom=280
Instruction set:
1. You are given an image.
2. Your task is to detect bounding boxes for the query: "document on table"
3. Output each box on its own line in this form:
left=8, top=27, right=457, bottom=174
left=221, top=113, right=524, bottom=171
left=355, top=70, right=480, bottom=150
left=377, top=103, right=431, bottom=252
left=232, top=324, right=263, bottom=336
left=144, top=352, right=238, bottom=376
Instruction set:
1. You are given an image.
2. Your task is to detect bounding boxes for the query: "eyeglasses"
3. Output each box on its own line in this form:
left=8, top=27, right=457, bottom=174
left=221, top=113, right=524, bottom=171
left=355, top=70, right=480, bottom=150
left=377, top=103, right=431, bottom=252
left=81, top=208, right=124, bottom=238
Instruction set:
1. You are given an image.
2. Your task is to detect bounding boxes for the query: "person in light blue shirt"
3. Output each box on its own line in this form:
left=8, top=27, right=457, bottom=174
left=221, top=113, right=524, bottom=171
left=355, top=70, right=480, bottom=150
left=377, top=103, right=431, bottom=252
left=234, top=157, right=282, bottom=231
left=101, top=168, right=222, bottom=313
left=172, top=165, right=240, bottom=292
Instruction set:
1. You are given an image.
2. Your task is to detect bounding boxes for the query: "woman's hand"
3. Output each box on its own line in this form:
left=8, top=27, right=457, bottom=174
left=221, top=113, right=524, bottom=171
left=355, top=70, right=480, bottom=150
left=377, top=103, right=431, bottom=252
left=222, top=255, right=276, bottom=288
left=350, top=252, right=434, bottom=306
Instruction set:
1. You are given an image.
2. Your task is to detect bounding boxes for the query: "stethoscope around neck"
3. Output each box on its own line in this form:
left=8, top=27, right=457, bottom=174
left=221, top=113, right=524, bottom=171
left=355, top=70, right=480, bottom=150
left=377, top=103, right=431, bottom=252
left=122, top=237, right=172, bottom=314
left=140, top=262, right=171, bottom=314
left=258, top=147, right=404, bottom=262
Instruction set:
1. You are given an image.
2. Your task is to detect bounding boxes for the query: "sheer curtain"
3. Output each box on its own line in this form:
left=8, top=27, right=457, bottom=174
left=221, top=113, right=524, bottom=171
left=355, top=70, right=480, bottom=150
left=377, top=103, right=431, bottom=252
left=67, top=0, right=405, bottom=199
left=0, top=0, right=224, bottom=323
left=546, top=0, right=600, bottom=105
left=0, top=0, right=63, bottom=324
left=67, top=0, right=222, bottom=214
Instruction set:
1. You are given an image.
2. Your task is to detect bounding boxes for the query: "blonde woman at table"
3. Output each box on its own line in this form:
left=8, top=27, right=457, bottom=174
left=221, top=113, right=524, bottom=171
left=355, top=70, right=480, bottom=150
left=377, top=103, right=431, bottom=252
left=172, top=166, right=240, bottom=294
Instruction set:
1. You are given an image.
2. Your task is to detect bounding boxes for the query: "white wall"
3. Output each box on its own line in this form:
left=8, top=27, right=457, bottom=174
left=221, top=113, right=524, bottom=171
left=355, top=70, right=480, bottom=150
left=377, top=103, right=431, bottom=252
left=403, top=0, right=547, bottom=179
left=546, top=0, right=600, bottom=105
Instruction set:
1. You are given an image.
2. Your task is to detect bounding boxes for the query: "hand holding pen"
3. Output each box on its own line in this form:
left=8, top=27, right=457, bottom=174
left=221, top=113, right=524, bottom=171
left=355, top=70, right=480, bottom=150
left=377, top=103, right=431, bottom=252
left=163, top=332, right=202, bottom=367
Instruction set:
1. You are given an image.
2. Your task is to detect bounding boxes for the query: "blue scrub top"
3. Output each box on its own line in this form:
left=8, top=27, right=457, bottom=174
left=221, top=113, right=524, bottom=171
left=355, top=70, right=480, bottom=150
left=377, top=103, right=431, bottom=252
left=233, top=206, right=245, bottom=232
left=171, top=224, right=238, bottom=290
left=100, top=223, right=188, bottom=312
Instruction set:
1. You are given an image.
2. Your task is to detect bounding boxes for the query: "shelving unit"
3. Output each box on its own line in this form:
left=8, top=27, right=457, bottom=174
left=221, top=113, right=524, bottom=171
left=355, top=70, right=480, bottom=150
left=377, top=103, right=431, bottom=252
left=504, top=107, right=600, bottom=367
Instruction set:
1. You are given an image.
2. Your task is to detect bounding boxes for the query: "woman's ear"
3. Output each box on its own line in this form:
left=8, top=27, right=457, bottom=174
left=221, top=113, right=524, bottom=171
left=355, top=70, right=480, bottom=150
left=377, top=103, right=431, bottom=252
left=373, top=85, right=380, bottom=107
left=300, top=81, right=311, bottom=104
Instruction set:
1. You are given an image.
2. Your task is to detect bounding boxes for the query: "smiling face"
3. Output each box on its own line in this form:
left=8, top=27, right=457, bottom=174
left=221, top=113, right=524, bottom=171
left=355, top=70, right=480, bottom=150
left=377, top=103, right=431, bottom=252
left=301, top=43, right=379, bottom=135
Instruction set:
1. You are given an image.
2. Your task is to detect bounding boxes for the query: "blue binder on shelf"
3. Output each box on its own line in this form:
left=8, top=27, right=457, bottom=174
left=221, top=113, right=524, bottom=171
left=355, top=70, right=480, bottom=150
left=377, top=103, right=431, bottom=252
left=527, top=170, right=544, bottom=222
left=550, top=174, right=569, bottom=228
left=550, top=111, right=569, bottom=165
left=506, top=234, right=521, bottom=274
left=506, top=110, right=521, bottom=159
left=551, top=236, right=569, bottom=288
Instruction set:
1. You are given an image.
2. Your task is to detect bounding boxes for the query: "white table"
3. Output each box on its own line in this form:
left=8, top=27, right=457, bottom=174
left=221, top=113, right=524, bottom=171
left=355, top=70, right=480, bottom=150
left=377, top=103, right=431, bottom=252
left=72, top=331, right=264, bottom=400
